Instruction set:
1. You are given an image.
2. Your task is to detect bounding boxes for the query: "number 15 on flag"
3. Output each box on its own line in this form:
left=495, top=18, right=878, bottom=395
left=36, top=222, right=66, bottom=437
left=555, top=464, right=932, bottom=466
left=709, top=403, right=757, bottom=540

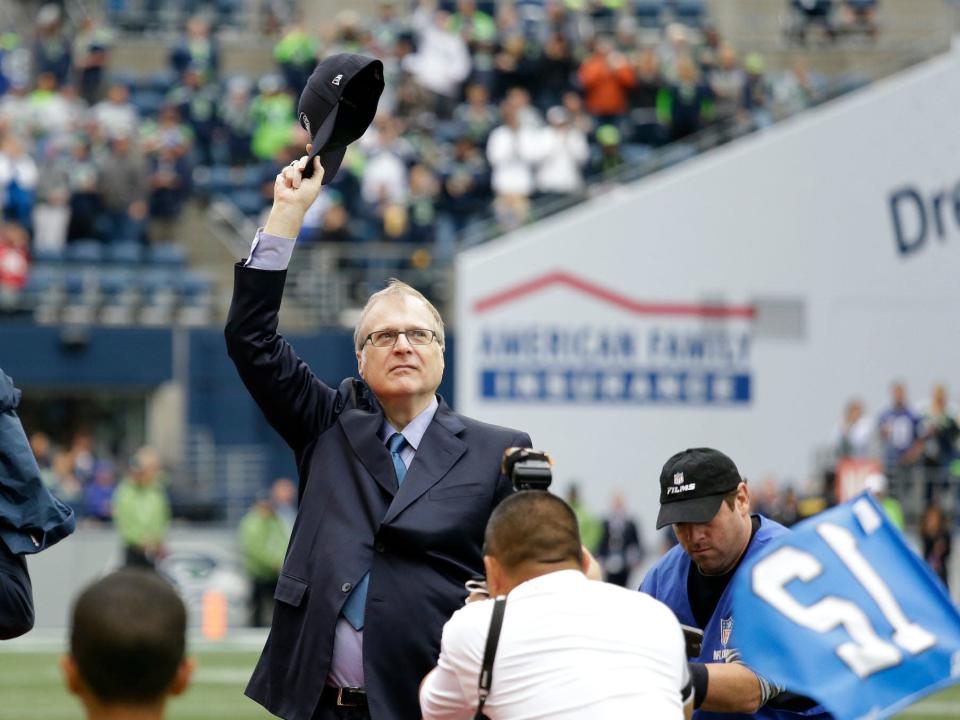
left=732, top=493, right=960, bottom=720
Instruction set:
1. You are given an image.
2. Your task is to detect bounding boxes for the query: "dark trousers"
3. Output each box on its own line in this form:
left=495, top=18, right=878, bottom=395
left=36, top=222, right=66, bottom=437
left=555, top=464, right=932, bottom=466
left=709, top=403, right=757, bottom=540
left=124, top=545, right=156, bottom=570
left=311, top=704, right=371, bottom=720
left=251, top=577, right=277, bottom=627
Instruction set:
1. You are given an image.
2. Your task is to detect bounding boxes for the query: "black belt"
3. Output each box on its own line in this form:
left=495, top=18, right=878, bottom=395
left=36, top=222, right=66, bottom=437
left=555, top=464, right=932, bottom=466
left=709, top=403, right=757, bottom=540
left=320, top=686, right=368, bottom=709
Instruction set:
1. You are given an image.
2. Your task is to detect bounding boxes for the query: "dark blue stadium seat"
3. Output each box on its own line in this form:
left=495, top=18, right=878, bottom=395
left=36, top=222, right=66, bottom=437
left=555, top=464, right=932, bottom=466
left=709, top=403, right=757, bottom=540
left=139, top=268, right=179, bottom=297
left=23, top=266, right=63, bottom=296
left=242, top=165, right=269, bottom=191
left=147, top=244, right=187, bottom=269
left=131, top=90, right=165, bottom=117
left=147, top=70, right=177, bottom=94
left=99, top=268, right=139, bottom=297
left=670, top=0, right=706, bottom=26
left=107, top=71, right=136, bottom=89
left=106, top=241, right=144, bottom=265
left=635, top=0, right=665, bottom=26
left=65, top=240, right=104, bottom=265
left=232, top=189, right=266, bottom=218
left=177, top=271, right=214, bottom=302
left=63, top=270, right=92, bottom=298
left=193, top=165, right=232, bottom=195
left=31, top=246, right=65, bottom=264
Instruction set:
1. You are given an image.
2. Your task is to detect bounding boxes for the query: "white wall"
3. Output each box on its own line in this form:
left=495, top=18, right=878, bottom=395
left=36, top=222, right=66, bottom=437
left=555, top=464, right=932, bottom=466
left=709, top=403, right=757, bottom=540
left=456, top=41, right=960, bottom=545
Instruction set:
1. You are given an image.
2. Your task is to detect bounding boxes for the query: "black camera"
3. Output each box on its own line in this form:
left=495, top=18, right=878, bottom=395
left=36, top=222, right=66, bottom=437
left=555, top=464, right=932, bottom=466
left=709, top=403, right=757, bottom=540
left=501, top=448, right=553, bottom=491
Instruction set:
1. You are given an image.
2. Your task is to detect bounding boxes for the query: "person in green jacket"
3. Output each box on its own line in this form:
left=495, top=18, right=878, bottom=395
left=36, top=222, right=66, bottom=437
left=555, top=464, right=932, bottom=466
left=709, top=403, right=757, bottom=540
left=250, top=75, right=296, bottom=162
left=238, top=479, right=293, bottom=627
left=274, top=22, right=318, bottom=96
left=113, top=446, right=170, bottom=570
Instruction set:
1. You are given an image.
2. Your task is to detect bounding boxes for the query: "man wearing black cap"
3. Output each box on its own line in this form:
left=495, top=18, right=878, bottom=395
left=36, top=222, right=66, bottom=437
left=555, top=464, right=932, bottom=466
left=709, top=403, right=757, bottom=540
left=225, top=54, right=531, bottom=720
left=639, top=448, right=831, bottom=720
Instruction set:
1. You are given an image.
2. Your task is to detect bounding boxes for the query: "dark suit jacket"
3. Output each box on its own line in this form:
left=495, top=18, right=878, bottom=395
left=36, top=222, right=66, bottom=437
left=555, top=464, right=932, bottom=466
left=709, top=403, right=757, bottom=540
left=225, top=265, right=530, bottom=720
left=0, top=541, right=32, bottom=639
left=1, top=368, right=74, bottom=640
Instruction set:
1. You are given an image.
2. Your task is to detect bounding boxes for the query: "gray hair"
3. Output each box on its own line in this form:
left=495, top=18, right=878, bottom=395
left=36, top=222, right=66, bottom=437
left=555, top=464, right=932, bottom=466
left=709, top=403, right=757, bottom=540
left=354, top=279, right=445, bottom=351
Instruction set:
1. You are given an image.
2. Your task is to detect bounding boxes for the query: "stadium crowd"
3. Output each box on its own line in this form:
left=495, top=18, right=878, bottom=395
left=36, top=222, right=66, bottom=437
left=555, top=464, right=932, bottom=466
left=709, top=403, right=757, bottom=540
left=0, top=1, right=834, bottom=312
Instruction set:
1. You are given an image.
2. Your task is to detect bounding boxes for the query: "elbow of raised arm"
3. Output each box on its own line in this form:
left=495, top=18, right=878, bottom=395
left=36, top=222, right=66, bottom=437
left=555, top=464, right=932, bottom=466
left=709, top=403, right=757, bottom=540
left=0, top=597, right=35, bottom=640
left=3, top=614, right=34, bottom=640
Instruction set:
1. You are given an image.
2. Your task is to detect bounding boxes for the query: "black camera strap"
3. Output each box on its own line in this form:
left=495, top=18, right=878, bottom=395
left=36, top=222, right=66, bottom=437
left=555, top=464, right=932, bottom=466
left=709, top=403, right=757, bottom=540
left=474, top=595, right=507, bottom=720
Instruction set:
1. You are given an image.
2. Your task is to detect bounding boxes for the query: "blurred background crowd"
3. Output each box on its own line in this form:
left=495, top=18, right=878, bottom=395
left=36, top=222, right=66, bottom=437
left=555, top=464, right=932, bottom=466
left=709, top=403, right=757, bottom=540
left=0, top=0, right=874, bottom=319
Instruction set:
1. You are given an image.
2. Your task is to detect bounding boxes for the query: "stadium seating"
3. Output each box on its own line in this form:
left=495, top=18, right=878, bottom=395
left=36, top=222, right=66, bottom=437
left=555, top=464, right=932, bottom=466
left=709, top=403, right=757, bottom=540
left=634, top=1, right=666, bottom=27
left=23, top=243, right=213, bottom=327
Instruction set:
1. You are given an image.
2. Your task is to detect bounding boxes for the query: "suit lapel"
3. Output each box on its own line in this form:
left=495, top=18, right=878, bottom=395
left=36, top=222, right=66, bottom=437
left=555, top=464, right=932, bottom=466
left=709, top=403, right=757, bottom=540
left=339, top=408, right=398, bottom=496
left=382, top=400, right=466, bottom=524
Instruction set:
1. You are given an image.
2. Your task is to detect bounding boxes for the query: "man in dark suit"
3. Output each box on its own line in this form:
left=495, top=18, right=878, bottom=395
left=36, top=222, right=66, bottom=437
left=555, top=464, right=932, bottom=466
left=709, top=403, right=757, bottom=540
left=597, top=491, right=644, bottom=587
left=225, top=151, right=531, bottom=720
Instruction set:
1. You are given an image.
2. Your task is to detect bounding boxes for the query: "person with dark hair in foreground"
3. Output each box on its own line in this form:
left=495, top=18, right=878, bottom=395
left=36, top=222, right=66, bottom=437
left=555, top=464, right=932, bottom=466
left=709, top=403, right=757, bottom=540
left=1, top=367, right=75, bottom=640
left=60, top=569, right=195, bottom=720
left=420, top=491, right=691, bottom=719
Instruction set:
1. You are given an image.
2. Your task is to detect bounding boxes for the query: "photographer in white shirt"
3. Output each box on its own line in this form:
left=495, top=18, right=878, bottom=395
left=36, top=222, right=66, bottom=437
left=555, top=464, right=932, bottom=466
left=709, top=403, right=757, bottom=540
left=420, top=490, right=692, bottom=720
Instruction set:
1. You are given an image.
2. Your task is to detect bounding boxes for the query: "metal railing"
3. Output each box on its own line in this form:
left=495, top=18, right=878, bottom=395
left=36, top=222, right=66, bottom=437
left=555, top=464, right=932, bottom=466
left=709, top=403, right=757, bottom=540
left=887, top=464, right=960, bottom=526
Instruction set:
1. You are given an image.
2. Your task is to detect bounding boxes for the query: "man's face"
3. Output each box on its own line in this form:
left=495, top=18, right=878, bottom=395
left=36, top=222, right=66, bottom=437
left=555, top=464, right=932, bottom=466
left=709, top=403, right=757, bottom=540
left=356, top=294, right=444, bottom=406
left=673, top=484, right=751, bottom=575
left=892, top=383, right=906, bottom=407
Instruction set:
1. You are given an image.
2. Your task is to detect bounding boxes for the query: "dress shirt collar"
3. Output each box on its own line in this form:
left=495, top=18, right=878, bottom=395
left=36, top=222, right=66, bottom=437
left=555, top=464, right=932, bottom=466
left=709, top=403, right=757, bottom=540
left=380, top=395, right=438, bottom=450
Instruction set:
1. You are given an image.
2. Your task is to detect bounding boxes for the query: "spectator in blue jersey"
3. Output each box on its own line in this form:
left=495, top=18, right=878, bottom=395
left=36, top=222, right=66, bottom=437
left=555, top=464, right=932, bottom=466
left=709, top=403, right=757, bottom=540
left=878, top=381, right=923, bottom=469
left=640, top=447, right=830, bottom=720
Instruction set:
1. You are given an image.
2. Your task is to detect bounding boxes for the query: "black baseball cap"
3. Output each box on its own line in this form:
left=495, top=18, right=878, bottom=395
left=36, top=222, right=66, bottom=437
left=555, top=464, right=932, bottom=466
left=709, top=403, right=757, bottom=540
left=297, top=53, right=384, bottom=183
left=656, top=448, right=743, bottom=529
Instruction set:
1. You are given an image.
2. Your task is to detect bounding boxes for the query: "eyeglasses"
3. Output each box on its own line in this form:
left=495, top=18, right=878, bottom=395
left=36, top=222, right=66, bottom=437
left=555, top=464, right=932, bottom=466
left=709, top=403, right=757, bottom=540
left=363, top=328, right=439, bottom=348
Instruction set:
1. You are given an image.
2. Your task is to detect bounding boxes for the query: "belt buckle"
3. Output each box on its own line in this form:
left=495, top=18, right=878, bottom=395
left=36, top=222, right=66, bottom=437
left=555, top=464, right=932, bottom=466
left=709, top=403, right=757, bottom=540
left=336, top=687, right=362, bottom=707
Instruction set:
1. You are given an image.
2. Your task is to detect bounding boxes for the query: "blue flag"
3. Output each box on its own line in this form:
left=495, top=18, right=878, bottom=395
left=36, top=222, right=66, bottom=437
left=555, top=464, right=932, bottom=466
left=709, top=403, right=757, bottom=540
left=732, top=493, right=960, bottom=720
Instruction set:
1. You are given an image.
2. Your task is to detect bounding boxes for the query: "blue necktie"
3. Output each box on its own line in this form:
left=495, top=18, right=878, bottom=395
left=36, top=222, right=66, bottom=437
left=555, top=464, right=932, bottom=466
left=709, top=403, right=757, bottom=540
left=341, top=433, right=408, bottom=630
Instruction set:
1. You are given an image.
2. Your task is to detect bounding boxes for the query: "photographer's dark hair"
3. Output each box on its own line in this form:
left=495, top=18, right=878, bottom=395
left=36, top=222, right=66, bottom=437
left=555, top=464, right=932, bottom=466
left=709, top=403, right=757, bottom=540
left=484, top=491, right=582, bottom=571
left=70, top=569, right=186, bottom=703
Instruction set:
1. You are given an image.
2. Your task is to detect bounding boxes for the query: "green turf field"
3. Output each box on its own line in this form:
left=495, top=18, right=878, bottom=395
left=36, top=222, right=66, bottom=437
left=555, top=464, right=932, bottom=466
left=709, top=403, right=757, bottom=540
left=0, top=650, right=274, bottom=720
left=0, top=649, right=958, bottom=719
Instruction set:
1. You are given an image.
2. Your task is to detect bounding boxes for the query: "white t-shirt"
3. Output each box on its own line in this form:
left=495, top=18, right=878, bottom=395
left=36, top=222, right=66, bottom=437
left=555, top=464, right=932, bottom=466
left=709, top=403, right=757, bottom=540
left=486, top=124, right=540, bottom=197
left=420, top=570, right=690, bottom=720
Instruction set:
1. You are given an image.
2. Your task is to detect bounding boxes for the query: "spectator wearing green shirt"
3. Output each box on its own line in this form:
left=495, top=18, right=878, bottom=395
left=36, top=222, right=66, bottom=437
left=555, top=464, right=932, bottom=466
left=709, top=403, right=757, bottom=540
left=447, top=1, right=497, bottom=46
left=113, top=447, right=170, bottom=570
left=250, top=75, right=296, bottom=162
left=565, top=483, right=603, bottom=553
left=238, top=480, right=293, bottom=627
left=274, top=22, right=318, bottom=96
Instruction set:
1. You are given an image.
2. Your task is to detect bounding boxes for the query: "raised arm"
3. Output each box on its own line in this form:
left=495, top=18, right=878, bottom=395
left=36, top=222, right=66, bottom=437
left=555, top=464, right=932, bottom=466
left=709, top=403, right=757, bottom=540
left=224, top=152, right=338, bottom=454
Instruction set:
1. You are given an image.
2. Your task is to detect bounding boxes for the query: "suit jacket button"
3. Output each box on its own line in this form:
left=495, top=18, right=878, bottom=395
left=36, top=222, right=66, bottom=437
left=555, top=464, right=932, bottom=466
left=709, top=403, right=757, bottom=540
left=341, top=582, right=352, bottom=593
left=375, top=542, right=385, bottom=553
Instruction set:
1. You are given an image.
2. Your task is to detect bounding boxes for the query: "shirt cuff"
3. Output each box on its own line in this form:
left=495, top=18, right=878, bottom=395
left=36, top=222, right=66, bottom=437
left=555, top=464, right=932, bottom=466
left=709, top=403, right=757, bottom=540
left=243, top=227, right=296, bottom=270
